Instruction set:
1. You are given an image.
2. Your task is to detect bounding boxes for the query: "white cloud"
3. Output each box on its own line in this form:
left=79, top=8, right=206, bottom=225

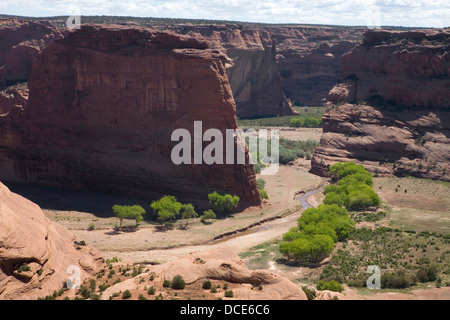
left=0, top=0, right=448, bottom=27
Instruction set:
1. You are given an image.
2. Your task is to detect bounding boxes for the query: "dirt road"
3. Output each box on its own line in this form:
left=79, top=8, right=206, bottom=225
left=102, top=175, right=323, bottom=263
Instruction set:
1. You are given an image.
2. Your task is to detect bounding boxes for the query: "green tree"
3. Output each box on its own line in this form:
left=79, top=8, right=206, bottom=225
left=151, top=195, right=183, bottom=227
left=259, top=189, right=269, bottom=200
left=208, top=192, right=240, bottom=213
left=112, top=205, right=146, bottom=228
left=323, top=192, right=343, bottom=207
left=180, top=203, right=198, bottom=228
left=280, top=234, right=334, bottom=265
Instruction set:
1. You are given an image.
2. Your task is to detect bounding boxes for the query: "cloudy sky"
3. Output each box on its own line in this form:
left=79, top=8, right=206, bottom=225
left=1, top=0, right=448, bottom=28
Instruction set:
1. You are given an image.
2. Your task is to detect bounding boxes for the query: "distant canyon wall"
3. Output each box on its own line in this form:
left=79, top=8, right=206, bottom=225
left=0, top=25, right=261, bottom=207
left=1, top=18, right=366, bottom=118
left=0, top=19, right=64, bottom=86
left=311, top=29, right=450, bottom=181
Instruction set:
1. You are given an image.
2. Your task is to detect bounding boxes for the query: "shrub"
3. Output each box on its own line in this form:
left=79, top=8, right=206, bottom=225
left=139, top=294, right=147, bottom=300
left=17, top=263, right=31, bottom=273
left=162, top=280, right=171, bottom=288
left=256, top=178, right=266, bottom=189
left=202, top=280, right=212, bottom=289
left=200, top=210, right=216, bottom=222
left=171, top=275, right=186, bottom=290
left=148, top=286, right=156, bottom=295
left=316, top=280, right=344, bottom=293
left=381, top=271, right=414, bottom=289
left=417, top=265, right=439, bottom=282
left=79, top=285, right=91, bottom=300
left=290, top=117, right=322, bottom=128
left=88, top=222, right=95, bottom=231
left=122, top=290, right=132, bottom=299
left=224, top=290, right=234, bottom=298
left=259, top=189, right=269, bottom=200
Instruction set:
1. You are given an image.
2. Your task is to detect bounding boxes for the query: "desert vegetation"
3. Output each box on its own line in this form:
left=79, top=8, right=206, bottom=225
left=324, top=162, right=381, bottom=211
left=112, top=205, right=146, bottom=229
left=237, top=106, right=325, bottom=128
left=279, top=162, right=380, bottom=265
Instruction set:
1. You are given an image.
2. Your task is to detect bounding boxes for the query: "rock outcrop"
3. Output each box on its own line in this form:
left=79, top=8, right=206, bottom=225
left=0, top=182, right=103, bottom=300
left=269, top=26, right=365, bottom=107
left=101, top=247, right=307, bottom=300
left=312, top=29, right=450, bottom=180
left=0, top=25, right=261, bottom=207
left=173, top=25, right=296, bottom=118
left=0, top=19, right=64, bottom=86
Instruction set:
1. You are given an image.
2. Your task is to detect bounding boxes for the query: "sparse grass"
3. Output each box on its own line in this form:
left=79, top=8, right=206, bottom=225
left=239, top=239, right=283, bottom=269
left=237, top=106, right=325, bottom=128
left=374, top=177, right=450, bottom=234
left=320, top=226, right=450, bottom=288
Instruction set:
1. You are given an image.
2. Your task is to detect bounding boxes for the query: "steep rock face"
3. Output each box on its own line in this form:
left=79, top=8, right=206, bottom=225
left=0, top=25, right=261, bottom=207
left=0, top=182, right=103, bottom=300
left=312, top=30, right=450, bottom=181
left=0, top=19, right=64, bottom=86
left=173, top=25, right=296, bottom=118
left=270, top=26, right=365, bottom=107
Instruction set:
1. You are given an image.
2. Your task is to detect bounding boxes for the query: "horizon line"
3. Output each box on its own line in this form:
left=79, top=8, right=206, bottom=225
left=1, top=14, right=447, bottom=30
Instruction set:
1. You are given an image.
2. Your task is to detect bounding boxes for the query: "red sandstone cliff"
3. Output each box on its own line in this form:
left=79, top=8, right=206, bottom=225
left=0, top=25, right=261, bottom=207
left=172, top=25, right=296, bottom=118
left=0, top=182, right=103, bottom=300
left=0, top=19, right=64, bottom=86
left=311, top=29, right=450, bottom=181
left=269, top=26, right=365, bottom=107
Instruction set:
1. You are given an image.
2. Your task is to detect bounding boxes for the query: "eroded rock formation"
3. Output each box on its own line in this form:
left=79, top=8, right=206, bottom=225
left=312, top=29, right=450, bottom=180
left=0, top=182, right=103, bottom=300
left=270, top=26, right=365, bottom=107
left=173, top=25, right=296, bottom=118
left=0, top=19, right=64, bottom=86
left=0, top=25, right=261, bottom=207
left=100, top=247, right=307, bottom=300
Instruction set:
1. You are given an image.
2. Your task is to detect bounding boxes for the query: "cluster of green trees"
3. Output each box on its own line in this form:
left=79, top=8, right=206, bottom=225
left=280, top=162, right=380, bottom=266
left=150, top=196, right=201, bottom=228
left=323, top=162, right=381, bottom=211
left=279, top=204, right=354, bottom=265
left=290, top=117, right=322, bottom=128
left=316, top=280, right=344, bottom=292
left=113, top=192, right=240, bottom=229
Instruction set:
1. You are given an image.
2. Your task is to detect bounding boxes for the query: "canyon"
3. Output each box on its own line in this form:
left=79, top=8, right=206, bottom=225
left=0, top=18, right=366, bottom=118
left=311, top=29, right=450, bottom=181
left=0, top=24, right=261, bottom=207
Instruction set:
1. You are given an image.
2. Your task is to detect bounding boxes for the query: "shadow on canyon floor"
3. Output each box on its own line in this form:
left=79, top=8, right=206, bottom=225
left=4, top=182, right=151, bottom=218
